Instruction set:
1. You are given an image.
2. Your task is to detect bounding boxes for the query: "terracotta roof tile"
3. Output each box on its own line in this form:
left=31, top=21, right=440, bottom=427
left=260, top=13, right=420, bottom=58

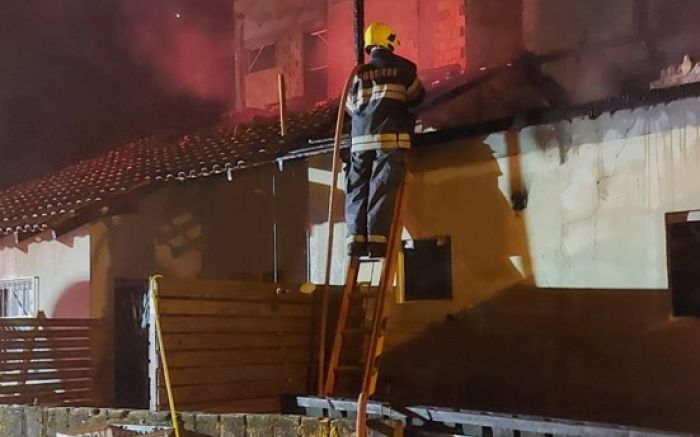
left=0, top=106, right=336, bottom=240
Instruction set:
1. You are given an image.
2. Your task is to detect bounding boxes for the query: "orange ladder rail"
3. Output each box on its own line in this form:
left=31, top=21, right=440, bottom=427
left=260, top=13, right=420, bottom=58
left=317, top=64, right=363, bottom=394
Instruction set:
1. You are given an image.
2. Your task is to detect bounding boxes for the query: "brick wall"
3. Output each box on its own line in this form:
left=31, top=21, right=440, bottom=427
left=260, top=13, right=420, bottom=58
left=243, top=0, right=467, bottom=108
left=432, top=0, right=466, bottom=68
left=244, top=33, right=305, bottom=110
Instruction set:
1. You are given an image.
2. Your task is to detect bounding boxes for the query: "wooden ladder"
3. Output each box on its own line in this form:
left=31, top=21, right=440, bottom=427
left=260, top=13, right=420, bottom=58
left=323, top=182, right=406, bottom=436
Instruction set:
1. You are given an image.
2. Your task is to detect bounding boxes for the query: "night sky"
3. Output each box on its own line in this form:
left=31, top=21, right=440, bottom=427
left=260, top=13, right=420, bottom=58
left=0, top=1, right=233, bottom=189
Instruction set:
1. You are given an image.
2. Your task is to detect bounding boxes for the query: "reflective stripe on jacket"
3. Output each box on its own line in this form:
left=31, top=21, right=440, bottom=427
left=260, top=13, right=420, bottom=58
left=346, top=48, right=425, bottom=153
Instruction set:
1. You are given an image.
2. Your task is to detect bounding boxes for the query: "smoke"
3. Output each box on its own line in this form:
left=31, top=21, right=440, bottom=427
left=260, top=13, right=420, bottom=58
left=0, top=1, right=230, bottom=189
left=120, top=0, right=234, bottom=104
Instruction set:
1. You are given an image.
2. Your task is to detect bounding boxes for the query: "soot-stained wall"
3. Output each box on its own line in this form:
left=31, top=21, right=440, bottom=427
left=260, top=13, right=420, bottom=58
left=90, top=161, right=309, bottom=404
left=308, top=96, right=700, bottom=433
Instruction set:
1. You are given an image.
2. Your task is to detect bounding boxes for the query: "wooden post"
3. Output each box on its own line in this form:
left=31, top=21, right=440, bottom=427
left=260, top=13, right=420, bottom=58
left=149, top=275, right=181, bottom=437
left=16, top=312, right=43, bottom=404
left=354, top=0, right=365, bottom=65
left=148, top=285, right=158, bottom=412
left=233, top=7, right=246, bottom=111
left=278, top=73, right=287, bottom=137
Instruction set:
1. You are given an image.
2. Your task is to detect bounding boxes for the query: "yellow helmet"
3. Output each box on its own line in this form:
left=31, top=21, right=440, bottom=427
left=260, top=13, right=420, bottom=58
left=364, top=22, right=399, bottom=53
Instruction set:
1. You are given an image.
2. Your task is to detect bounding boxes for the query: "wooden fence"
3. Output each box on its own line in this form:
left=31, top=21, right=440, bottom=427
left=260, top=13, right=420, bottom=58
left=0, top=317, right=101, bottom=406
left=150, top=278, right=315, bottom=413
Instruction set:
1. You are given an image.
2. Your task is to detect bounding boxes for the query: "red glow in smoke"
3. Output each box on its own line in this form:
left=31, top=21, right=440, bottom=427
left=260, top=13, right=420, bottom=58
left=124, top=1, right=233, bottom=103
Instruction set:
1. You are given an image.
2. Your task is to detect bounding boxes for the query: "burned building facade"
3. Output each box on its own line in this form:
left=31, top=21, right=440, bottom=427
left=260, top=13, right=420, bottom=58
left=4, top=0, right=700, bottom=434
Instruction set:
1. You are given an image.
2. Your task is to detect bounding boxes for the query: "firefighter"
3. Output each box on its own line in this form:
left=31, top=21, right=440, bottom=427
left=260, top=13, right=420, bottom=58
left=345, top=22, right=425, bottom=258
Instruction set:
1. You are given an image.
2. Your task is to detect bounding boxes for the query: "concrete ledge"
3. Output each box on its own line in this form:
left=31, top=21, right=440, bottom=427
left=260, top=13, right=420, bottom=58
left=0, top=406, right=356, bottom=437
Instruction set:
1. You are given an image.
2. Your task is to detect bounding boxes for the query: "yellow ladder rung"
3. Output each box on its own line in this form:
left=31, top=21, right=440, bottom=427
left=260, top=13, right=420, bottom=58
left=374, top=336, right=385, bottom=358
left=368, top=370, right=379, bottom=395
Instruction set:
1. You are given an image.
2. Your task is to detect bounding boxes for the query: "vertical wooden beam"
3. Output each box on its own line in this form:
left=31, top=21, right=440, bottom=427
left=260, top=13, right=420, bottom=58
left=233, top=8, right=246, bottom=111
left=354, top=0, right=365, bottom=65
left=148, top=288, right=159, bottom=412
left=149, top=275, right=181, bottom=437
left=278, top=73, right=287, bottom=137
left=274, top=73, right=287, bottom=284
left=17, top=312, right=42, bottom=403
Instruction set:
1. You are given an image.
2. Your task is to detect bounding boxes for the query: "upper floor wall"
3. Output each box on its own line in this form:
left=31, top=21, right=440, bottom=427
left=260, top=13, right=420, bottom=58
left=236, top=0, right=467, bottom=110
left=234, top=0, right=700, bottom=112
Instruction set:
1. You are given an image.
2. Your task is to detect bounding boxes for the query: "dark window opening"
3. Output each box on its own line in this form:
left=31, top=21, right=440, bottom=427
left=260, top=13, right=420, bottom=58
left=402, top=236, right=453, bottom=301
left=666, top=211, right=700, bottom=317
left=247, top=44, right=277, bottom=73
left=304, top=30, right=329, bottom=105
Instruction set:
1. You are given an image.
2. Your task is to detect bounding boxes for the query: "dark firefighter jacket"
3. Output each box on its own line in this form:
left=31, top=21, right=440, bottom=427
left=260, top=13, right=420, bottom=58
left=345, top=48, right=426, bottom=153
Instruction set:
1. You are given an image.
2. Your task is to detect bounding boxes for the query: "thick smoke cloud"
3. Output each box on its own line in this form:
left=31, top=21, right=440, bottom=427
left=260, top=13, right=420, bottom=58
left=121, top=0, right=234, bottom=103
left=0, top=1, right=231, bottom=189
left=4, top=0, right=700, bottom=190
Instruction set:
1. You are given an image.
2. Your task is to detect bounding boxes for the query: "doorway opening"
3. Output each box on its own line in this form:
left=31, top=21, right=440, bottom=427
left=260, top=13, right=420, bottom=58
left=113, top=278, right=150, bottom=408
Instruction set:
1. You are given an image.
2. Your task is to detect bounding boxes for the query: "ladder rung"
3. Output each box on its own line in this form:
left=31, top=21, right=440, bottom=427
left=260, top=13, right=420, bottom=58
left=343, top=327, right=371, bottom=336
left=350, top=291, right=377, bottom=300
left=335, top=365, right=363, bottom=373
left=357, top=257, right=384, bottom=263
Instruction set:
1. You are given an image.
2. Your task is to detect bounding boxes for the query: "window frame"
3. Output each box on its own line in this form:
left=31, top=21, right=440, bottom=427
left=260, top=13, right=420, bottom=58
left=0, top=276, right=39, bottom=318
left=247, top=43, right=277, bottom=73
left=396, top=236, right=453, bottom=304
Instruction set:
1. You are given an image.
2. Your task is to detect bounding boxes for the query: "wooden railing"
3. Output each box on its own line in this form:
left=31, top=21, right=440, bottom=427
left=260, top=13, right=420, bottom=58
left=150, top=278, right=314, bottom=413
left=0, top=316, right=101, bottom=406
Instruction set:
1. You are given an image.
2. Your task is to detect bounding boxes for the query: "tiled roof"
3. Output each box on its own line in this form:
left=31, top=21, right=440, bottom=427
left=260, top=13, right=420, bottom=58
left=0, top=106, right=336, bottom=242
left=8, top=63, right=699, bottom=244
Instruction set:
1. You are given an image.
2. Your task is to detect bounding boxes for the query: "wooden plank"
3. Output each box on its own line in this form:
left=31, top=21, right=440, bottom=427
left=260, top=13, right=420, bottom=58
left=0, top=319, right=96, bottom=328
left=0, top=338, right=91, bottom=349
left=0, top=379, right=92, bottom=395
left=160, top=378, right=306, bottom=404
left=0, top=388, right=94, bottom=406
left=0, top=388, right=93, bottom=403
left=0, top=317, right=98, bottom=408
left=157, top=278, right=311, bottom=302
left=163, top=363, right=308, bottom=386
left=163, top=333, right=310, bottom=351
left=159, top=316, right=312, bottom=334
left=0, top=329, right=92, bottom=339
left=158, top=299, right=312, bottom=318
left=0, top=349, right=89, bottom=361
left=16, top=318, right=39, bottom=387
left=167, top=347, right=309, bottom=368
left=0, top=359, right=91, bottom=372
left=0, top=368, right=93, bottom=383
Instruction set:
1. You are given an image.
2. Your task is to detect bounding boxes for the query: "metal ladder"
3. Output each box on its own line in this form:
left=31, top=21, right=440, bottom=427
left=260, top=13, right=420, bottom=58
left=323, top=182, right=406, bottom=437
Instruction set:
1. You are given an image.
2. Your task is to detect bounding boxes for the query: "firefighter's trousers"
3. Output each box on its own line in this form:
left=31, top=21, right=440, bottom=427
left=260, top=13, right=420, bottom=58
left=345, top=149, right=406, bottom=252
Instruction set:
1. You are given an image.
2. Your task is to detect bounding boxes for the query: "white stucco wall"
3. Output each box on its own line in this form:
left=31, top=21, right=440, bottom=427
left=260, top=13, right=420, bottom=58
left=492, top=98, right=700, bottom=289
left=0, top=231, right=90, bottom=317
left=309, top=96, right=700, bottom=290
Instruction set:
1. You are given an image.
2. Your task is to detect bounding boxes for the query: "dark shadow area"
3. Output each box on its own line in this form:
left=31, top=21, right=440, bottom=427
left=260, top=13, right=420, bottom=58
left=378, top=285, right=700, bottom=433
left=113, top=279, right=149, bottom=409
left=404, top=137, right=528, bottom=295
left=377, top=132, right=700, bottom=434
